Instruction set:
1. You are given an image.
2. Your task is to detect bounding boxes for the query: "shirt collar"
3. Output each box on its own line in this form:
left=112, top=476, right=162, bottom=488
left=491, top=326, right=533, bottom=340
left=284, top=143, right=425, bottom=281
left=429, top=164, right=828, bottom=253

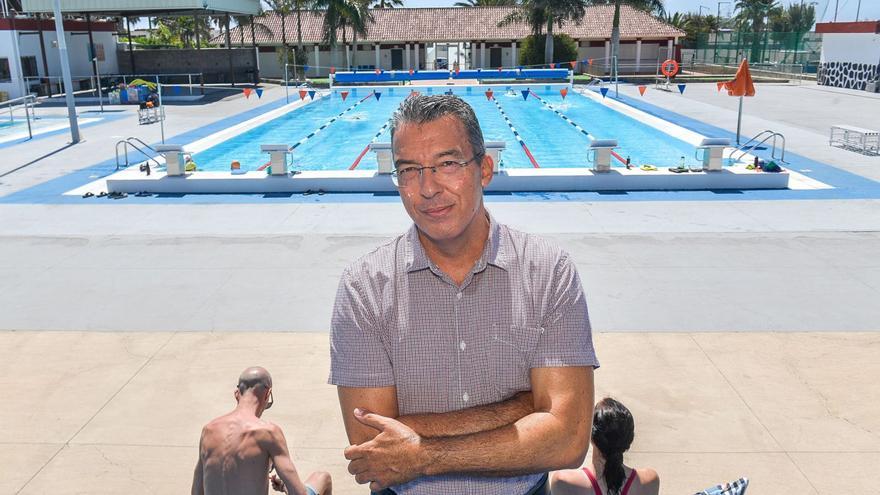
left=405, top=212, right=510, bottom=273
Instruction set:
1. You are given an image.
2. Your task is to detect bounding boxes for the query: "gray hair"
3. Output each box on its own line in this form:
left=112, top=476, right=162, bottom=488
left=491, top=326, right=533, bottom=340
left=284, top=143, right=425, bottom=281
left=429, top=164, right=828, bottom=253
left=390, top=94, right=485, bottom=159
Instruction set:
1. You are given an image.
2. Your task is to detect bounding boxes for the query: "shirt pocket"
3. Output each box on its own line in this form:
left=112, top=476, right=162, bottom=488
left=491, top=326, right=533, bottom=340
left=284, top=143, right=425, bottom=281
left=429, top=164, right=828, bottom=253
left=488, top=324, right=543, bottom=398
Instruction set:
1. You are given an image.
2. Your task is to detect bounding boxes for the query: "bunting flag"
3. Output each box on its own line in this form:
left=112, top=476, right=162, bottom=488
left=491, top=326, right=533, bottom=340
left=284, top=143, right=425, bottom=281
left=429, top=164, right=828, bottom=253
left=340, top=91, right=349, bottom=101
left=678, top=84, right=686, bottom=95
left=298, top=90, right=307, bottom=100
left=549, top=63, right=556, bottom=69
left=498, top=66, right=503, bottom=72
left=303, top=65, right=310, bottom=72
left=600, top=87, right=609, bottom=98
left=373, top=91, right=381, bottom=101
left=173, top=85, right=182, bottom=95
left=716, top=81, right=725, bottom=92
left=521, top=89, right=530, bottom=100
left=255, top=88, right=264, bottom=99
left=638, top=85, right=647, bottom=96
left=409, top=90, right=420, bottom=98
left=446, top=89, right=454, bottom=95
left=560, top=87, right=568, bottom=99
left=485, top=89, right=494, bottom=100
left=455, top=68, right=460, bottom=76
left=375, top=68, right=381, bottom=75
left=588, top=59, right=594, bottom=66
left=569, top=61, right=577, bottom=70
left=308, top=90, right=316, bottom=100
left=330, top=66, right=336, bottom=74
left=409, top=68, right=414, bottom=75
left=243, top=88, right=253, bottom=98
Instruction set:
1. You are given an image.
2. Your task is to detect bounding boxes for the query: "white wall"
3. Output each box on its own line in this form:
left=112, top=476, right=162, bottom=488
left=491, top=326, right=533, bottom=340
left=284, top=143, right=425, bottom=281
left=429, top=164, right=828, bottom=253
left=0, top=27, right=118, bottom=100
left=821, top=33, right=880, bottom=65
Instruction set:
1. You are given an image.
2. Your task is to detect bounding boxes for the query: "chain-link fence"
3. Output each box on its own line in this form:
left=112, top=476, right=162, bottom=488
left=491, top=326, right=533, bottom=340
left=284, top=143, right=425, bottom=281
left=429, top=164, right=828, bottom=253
left=692, top=31, right=822, bottom=73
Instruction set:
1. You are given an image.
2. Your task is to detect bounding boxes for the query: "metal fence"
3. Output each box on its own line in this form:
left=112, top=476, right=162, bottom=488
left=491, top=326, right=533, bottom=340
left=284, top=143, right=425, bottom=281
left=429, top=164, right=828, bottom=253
left=693, top=31, right=822, bottom=73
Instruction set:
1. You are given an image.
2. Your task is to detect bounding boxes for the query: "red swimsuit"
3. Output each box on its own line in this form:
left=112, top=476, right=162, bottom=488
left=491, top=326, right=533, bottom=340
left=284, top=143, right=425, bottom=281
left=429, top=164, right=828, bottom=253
left=581, top=467, right=638, bottom=495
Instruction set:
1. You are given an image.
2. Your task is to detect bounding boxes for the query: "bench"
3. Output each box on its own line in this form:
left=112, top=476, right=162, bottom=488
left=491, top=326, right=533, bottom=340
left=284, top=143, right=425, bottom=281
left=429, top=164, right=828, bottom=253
left=830, top=125, right=880, bottom=155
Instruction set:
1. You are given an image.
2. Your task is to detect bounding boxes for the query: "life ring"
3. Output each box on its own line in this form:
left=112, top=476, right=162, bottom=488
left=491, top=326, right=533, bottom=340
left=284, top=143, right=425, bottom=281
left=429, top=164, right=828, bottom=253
left=660, top=59, right=679, bottom=77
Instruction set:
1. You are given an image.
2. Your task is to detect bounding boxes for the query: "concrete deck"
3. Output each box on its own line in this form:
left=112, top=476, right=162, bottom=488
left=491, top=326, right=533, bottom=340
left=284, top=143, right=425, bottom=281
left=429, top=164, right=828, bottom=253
left=0, top=82, right=878, bottom=494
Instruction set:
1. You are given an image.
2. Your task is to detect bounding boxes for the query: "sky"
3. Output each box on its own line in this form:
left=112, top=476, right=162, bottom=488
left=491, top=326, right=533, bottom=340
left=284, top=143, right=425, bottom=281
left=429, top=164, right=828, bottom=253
left=402, top=0, right=879, bottom=23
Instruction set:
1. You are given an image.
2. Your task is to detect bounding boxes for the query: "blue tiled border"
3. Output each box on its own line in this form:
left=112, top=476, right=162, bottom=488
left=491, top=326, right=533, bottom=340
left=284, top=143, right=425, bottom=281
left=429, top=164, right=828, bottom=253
left=2, top=87, right=879, bottom=205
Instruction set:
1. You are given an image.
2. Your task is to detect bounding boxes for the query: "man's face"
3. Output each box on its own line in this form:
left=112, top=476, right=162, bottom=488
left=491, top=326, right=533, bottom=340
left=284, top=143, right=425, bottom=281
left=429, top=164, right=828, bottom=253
left=392, top=115, right=493, bottom=244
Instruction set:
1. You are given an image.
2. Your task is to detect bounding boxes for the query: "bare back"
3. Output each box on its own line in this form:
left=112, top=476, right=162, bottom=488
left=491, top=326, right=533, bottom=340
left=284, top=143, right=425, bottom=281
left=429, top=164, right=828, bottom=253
left=197, top=412, right=275, bottom=495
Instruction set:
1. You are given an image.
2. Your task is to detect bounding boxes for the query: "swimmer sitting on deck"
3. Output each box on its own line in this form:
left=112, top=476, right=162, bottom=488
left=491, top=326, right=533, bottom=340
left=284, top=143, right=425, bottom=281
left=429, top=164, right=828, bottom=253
left=191, top=367, right=332, bottom=495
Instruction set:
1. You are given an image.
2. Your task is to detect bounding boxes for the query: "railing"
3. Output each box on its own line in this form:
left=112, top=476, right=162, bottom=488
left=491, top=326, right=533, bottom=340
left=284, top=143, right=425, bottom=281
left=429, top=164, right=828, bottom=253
left=731, top=130, right=787, bottom=163
left=116, top=137, right=162, bottom=171
left=1, top=94, right=38, bottom=139
left=23, top=72, right=205, bottom=99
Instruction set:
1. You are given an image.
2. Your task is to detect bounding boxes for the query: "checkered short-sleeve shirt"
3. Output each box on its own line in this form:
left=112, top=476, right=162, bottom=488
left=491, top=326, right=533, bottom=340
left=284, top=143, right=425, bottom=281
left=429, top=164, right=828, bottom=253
left=329, top=215, right=599, bottom=495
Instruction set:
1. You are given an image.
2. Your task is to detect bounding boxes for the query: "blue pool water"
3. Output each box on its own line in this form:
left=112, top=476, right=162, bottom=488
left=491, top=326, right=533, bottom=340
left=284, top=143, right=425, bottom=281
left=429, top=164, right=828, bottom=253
left=192, top=86, right=704, bottom=172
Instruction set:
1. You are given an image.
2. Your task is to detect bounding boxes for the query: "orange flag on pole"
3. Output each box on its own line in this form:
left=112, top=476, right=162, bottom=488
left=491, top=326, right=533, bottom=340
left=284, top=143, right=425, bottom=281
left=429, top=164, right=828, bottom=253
left=716, top=81, right=725, bottom=92
left=638, top=85, right=647, bottom=96
left=726, top=59, right=755, bottom=97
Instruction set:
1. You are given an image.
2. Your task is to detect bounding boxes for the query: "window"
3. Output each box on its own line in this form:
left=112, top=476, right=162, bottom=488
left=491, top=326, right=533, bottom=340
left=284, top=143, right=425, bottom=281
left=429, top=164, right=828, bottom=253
left=21, top=56, right=39, bottom=78
left=0, top=58, right=10, bottom=82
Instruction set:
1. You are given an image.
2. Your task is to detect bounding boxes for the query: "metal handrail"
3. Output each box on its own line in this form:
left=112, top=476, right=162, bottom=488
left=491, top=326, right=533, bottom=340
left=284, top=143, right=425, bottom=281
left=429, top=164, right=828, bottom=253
left=731, top=130, right=787, bottom=163
left=1, top=94, right=38, bottom=139
left=116, top=137, right=162, bottom=171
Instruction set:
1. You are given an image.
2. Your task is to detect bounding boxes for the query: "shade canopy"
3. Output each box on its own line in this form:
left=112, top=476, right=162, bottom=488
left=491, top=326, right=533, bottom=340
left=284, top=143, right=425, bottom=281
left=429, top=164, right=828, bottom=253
left=21, top=0, right=261, bottom=16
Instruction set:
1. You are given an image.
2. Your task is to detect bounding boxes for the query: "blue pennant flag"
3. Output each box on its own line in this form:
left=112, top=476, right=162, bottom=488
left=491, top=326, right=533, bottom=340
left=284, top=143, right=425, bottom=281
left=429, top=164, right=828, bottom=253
left=373, top=91, right=381, bottom=101
left=600, top=87, right=609, bottom=98
left=446, top=89, right=454, bottom=95
left=677, top=84, right=686, bottom=95
left=521, top=90, right=530, bottom=100
left=172, top=85, right=181, bottom=95
left=256, top=88, right=264, bottom=99
left=308, top=90, right=316, bottom=100
left=303, top=65, right=310, bottom=72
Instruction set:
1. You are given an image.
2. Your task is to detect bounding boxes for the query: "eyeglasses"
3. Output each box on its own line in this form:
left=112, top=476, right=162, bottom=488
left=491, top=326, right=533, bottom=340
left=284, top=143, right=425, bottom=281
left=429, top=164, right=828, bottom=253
left=265, top=391, right=274, bottom=410
left=391, top=155, right=481, bottom=187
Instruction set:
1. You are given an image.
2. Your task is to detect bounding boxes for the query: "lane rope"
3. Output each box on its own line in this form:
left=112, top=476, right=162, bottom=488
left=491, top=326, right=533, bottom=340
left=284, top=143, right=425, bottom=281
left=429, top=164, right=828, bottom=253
left=491, top=98, right=540, bottom=168
left=349, top=118, right=393, bottom=170
left=527, top=89, right=627, bottom=165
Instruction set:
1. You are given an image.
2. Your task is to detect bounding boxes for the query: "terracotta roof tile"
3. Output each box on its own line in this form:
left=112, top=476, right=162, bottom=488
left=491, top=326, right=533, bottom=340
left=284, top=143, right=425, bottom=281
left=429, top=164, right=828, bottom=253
left=219, top=5, right=684, bottom=45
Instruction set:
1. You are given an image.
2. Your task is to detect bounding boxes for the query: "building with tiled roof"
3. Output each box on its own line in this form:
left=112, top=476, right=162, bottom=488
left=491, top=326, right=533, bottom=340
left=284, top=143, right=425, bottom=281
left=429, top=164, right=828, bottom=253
left=217, top=5, right=684, bottom=78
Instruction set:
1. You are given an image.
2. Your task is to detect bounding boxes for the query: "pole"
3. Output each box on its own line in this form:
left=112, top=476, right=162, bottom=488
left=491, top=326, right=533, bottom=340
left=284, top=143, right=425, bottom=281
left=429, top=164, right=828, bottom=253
left=284, top=63, right=289, bottom=104
left=36, top=13, right=51, bottom=95
left=833, top=0, right=838, bottom=22
left=856, top=0, right=861, bottom=21
left=736, top=95, right=743, bottom=145
left=157, top=77, right=165, bottom=144
left=9, top=11, right=27, bottom=99
left=126, top=16, right=136, bottom=74
left=94, top=57, right=103, bottom=112
left=52, top=0, right=80, bottom=143
left=614, top=55, right=619, bottom=98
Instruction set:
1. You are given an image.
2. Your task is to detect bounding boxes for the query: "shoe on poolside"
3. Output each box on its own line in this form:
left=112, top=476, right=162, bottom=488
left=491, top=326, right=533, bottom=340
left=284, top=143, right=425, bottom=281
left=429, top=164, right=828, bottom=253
left=640, top=164, right=657, bottom=171
left=669, top=166, right=689, bottom=173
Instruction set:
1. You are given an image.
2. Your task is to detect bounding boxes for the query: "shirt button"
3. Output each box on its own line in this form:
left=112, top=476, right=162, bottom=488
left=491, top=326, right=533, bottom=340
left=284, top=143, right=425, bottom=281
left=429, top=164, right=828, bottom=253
left=456, top=292, right=462, bottom=300
left=462, top=392, right=469, bottom=402
left=459, top=340, right=466, bottom=351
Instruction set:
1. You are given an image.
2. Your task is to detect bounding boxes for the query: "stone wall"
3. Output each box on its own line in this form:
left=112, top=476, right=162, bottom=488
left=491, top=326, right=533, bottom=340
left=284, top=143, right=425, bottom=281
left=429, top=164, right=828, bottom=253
left=117, top=47, right=258, bottom=84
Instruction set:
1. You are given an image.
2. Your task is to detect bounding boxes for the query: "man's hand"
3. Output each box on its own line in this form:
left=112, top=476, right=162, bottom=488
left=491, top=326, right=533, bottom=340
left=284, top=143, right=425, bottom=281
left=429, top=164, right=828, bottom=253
left=270, top=473, right=286, bottom=493
left=344, top=408, right=429, bottom=492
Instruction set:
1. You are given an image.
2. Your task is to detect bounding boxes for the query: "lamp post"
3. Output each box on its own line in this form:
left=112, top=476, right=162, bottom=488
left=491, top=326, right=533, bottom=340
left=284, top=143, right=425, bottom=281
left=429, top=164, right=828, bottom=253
left=52, top=0, right=80, bottom=143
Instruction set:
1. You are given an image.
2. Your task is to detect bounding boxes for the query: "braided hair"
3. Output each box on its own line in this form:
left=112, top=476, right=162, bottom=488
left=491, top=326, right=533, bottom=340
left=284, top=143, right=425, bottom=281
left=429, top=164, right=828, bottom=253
left=591, top=398, right=635, bottom=495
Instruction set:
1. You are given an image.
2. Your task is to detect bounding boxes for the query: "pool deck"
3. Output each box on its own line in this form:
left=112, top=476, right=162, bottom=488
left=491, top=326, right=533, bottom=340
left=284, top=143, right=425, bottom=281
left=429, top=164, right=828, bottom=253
left=1, top=83, right=878, bottom=494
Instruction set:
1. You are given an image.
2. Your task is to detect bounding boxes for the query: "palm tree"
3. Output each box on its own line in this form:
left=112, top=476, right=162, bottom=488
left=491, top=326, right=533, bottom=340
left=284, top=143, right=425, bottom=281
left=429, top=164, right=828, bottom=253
left=499, top=0, right=590, bottom=64
left=346, top=0, right=373, bottom=69
left=455, top=0, right=516, bottom=6
left=591, top=0, right=664, bottom=78
left=370, top=0, right=403, bottom=8
left=734, top=0, right=778, bottom=61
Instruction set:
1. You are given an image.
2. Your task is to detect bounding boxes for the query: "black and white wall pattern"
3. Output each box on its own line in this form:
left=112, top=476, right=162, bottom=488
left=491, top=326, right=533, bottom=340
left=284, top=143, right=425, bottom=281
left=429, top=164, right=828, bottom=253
left=818, top=61, right=880, bottom=90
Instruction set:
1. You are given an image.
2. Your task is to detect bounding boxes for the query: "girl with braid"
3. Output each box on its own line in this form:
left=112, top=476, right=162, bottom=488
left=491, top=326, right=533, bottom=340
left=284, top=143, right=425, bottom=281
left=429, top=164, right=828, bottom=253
left=550, top=398, right=659, bottom=495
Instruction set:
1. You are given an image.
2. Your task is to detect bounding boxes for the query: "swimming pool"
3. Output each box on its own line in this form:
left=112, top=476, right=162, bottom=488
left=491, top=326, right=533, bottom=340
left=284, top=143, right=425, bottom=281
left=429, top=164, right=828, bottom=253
left=191, top=85, right=706, bottom=173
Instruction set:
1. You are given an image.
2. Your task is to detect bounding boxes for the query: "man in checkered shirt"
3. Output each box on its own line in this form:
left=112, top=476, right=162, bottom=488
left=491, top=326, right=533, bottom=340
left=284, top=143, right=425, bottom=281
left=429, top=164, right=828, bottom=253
left=330, top=94, right=599, bottom=495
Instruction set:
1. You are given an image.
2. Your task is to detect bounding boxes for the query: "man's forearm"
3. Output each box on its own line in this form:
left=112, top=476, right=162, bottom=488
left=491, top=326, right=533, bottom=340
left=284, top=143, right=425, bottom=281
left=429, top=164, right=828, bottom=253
left=397, top=392, right=533, bottom=438
left=420, top=409, right=590, bottom=478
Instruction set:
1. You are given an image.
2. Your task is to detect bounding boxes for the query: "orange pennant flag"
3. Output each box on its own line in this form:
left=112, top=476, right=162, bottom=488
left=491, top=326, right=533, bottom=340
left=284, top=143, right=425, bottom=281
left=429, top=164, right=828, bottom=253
left=298, top=90, right=307, bottom=100
left=560, top=88, right=568, bottom=99
left=455, top=68, right=460, bottom=76
left=340, top=91, right=349, bottom=101
left=569, top=61, right=577, bottom=69
left=243, top=88, right=252, bottom=98
left=550, top=63, right=556, bottom=69
left=716, top=81, right=725, bottom=92
left=485, top=89, right=494, bottom=100
left=638, top=85, right=647, bottom=96
left=588, top=59, right=594, bottom=65
left=408, top=90, right=420, bottom=98
left=375, top=68, right=381, bottom=75
left=330, top=66, right=336, bottom=74
left=498, top=66, right=503, bottom=72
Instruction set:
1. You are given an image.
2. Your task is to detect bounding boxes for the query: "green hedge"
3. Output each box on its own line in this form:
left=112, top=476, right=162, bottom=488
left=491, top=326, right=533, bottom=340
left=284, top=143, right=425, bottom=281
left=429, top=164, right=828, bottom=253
left=518, top=33, right=578, bottom=66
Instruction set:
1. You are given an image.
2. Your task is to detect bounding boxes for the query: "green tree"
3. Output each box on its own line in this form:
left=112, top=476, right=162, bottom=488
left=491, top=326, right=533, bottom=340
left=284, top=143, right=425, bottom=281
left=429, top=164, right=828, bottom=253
left=370, top=0, right=403, bottom=7
left=734, top=0, right=778, bottom=62
left=500, top=0, right=591, bottom=64
left=518, top=33, right=578, bottom=65
left=590, top=0, right=664, bottom=77
left=454, top=0, right=516, bottom=6
left=346, top=0, right=373, bottom=69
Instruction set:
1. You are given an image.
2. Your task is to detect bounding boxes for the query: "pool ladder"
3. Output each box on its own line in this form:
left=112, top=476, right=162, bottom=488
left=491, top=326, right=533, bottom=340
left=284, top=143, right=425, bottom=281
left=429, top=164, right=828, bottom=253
left=115, top=137, right=163, bottom=171
left=731, top=130, right=787, bottom=163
